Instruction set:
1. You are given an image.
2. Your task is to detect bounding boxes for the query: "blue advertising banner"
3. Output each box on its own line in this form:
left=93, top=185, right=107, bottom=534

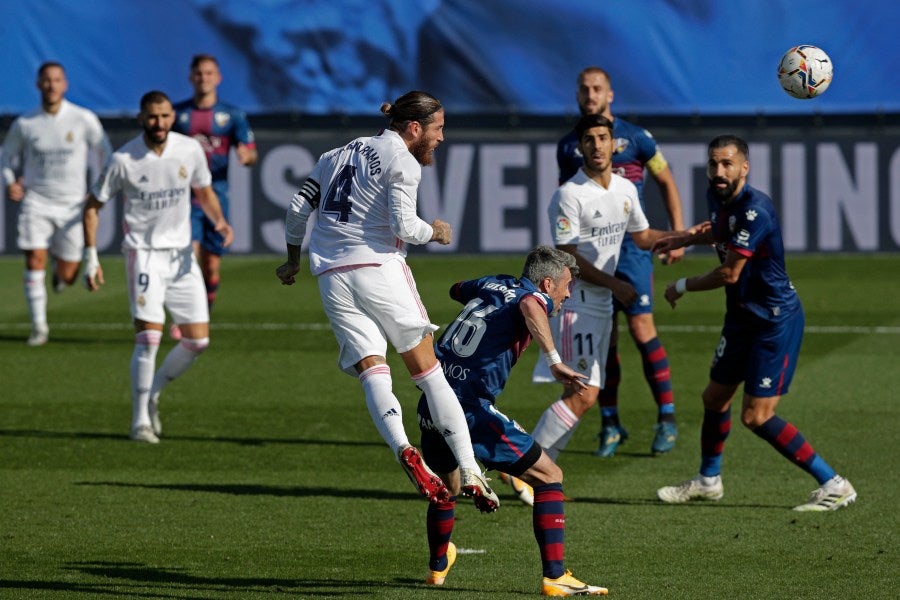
left=1, top=0, right=898, bottom=116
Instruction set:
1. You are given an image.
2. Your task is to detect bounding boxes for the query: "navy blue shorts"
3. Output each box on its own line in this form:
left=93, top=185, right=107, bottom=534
left=417, top=394, right=541, bottom=477
left=612, top=236, right=654, bottom=315
left=191, top=187, right=230, bottom=256
left=710, top=307, right=805, bottom=398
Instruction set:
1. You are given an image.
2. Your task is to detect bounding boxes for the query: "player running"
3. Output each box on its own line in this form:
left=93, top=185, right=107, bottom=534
left=2, top=61, right=111, bottom=346
left=419, top=246, right=608, bottom=596
left=653, top=135, right=856, bottom=511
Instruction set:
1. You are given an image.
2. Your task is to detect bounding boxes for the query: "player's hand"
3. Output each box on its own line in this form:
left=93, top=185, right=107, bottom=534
left=663, top=281, right=683, bottom=308
left=652, top=233, right=687, bottom=256
left=658, top=246, right=686, bottom=265
left=550, top=363, right=588, bottom=393
left=235, top=144, right=257, bottom=166
left=276, top=261, right=301, bottom=286
left=430, top=219, right=452, bottom=245
left=82, top=247, right=104, bottom=291
left=6, top=178, right=25, bottom=202
left=215, top=221, right=234, bottom=248
left=612, top=280, right=638, bottom=307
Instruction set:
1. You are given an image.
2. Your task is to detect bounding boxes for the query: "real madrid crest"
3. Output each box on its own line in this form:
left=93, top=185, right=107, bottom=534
left=137, top=295, right=146, bottom=306
left=178, top=165, right=188, bottom=179
left=623, top=200, right=630, bottom=215
left=65, top=131, right=74, bottom=143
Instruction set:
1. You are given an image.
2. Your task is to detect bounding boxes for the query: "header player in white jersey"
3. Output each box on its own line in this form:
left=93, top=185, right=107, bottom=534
left=83, top=90, right=233, bottom=444
left=1, top=62, right=111, bottom=346
left=531, top=114, right=670, bottom=460
left=276, top=91, right=498, bottom=512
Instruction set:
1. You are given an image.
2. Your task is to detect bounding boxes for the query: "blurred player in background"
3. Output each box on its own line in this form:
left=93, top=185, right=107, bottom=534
left=83, top=90, right=233, bottom=444
left=1, top=61, right=111, bottom=346
left=653, top=135, right=856, bottom=512
left=276, top=91, right=498, bottom=511
left=172, top=54, right=256, bottom=337
left=418, top=246, right=608, bottom=596
left=531, top=114, right=669, bottom=462
left=546, top=66, right=685, bottom=457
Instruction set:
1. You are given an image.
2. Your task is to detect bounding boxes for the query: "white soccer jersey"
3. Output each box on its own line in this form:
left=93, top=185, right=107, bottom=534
left=286, top=129, right=434, bottom=275
left=549, top=169, right=649, bottom=317
left=1, top=99, right=111, bottom=214
left=92, top=131, right=211, bottom=250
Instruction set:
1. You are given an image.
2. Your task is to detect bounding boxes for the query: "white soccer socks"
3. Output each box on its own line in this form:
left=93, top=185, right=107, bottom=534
left=359, top=364, right=410, bottom=455
left=532, top=399, right=580, bottom=461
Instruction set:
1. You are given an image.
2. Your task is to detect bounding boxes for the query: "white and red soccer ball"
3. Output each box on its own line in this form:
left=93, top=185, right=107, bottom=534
left=778, top=45, right=833, bottom=99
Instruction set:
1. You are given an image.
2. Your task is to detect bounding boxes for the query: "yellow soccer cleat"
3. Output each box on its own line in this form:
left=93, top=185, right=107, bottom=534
left=425, top=541, right=457, bottom=585
left=541, top=570, right=608, bottom=596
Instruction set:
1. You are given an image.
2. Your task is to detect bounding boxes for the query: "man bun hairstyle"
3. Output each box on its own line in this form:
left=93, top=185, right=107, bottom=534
left=381, top=91, right=443, bottom=130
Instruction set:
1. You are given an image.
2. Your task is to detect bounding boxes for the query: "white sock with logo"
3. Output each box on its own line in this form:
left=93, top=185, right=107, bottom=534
left=359, top=364, right=409, bottom=456
left=413, top=363, right=479, bottom=472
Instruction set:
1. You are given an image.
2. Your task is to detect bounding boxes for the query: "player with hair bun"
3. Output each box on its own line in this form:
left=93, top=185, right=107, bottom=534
left=276, top=91, right=498, bottom=512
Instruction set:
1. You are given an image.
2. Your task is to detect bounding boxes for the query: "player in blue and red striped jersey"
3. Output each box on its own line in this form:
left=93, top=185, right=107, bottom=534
left=173, top=54, right=257, bottom=322
left=418, top=246, right=608, bottom=596
left=548, top=66, right=685, bottom=457
left=653, top=135, right=856, bottom=512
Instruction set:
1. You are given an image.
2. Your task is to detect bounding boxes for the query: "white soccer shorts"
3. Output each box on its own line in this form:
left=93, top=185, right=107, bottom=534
left=17, top=201, right=84, bottom=262
left=531, top=307, right=612, bottom=388
left=318, top=257, right=439, bottom=374
left=125, top=247, right=209, bottom=325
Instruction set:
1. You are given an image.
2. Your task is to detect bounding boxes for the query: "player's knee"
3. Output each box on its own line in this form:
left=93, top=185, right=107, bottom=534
left=181, top=337, right=210, bottom=354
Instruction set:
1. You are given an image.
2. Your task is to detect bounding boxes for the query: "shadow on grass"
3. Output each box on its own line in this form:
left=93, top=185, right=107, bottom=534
left=0, top=428, right=383, bottom=448
left=0, top=561, right=472, bottom=597
left=568, top=495, right=790, bottom=510
left=75, top=480, right=421, bottom=501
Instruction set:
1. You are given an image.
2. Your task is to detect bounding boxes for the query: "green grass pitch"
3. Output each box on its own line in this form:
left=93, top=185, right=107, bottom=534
left=1, top=253, right=897, bottom=599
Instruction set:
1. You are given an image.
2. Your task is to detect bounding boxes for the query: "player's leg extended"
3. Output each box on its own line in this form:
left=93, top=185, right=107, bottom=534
left=404, top=339, right=497, bottom=511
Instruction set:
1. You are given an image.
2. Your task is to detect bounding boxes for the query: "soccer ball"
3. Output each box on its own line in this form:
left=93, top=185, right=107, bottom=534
left=777, top=45, right=833, bottom=99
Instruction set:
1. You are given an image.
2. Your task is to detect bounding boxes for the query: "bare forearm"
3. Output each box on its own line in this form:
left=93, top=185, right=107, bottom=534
left=83, top=197, right=101, bottom=247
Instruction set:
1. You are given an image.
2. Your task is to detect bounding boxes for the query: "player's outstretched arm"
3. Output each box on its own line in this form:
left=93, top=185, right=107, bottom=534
left=520, top=296, right=587, bottom=391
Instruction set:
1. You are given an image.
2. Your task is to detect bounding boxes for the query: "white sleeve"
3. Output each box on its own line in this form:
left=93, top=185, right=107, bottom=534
left=386, top=153, right=433, bottom=245
left=91, top=156, right=122, bottom=203
left=1, top=119, right=23, bottom=186
left=548, top=187, right=580, bottom=245
left=285, top=178, right=319, bottom=246
left=625, top=186, right=650, bottom=233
